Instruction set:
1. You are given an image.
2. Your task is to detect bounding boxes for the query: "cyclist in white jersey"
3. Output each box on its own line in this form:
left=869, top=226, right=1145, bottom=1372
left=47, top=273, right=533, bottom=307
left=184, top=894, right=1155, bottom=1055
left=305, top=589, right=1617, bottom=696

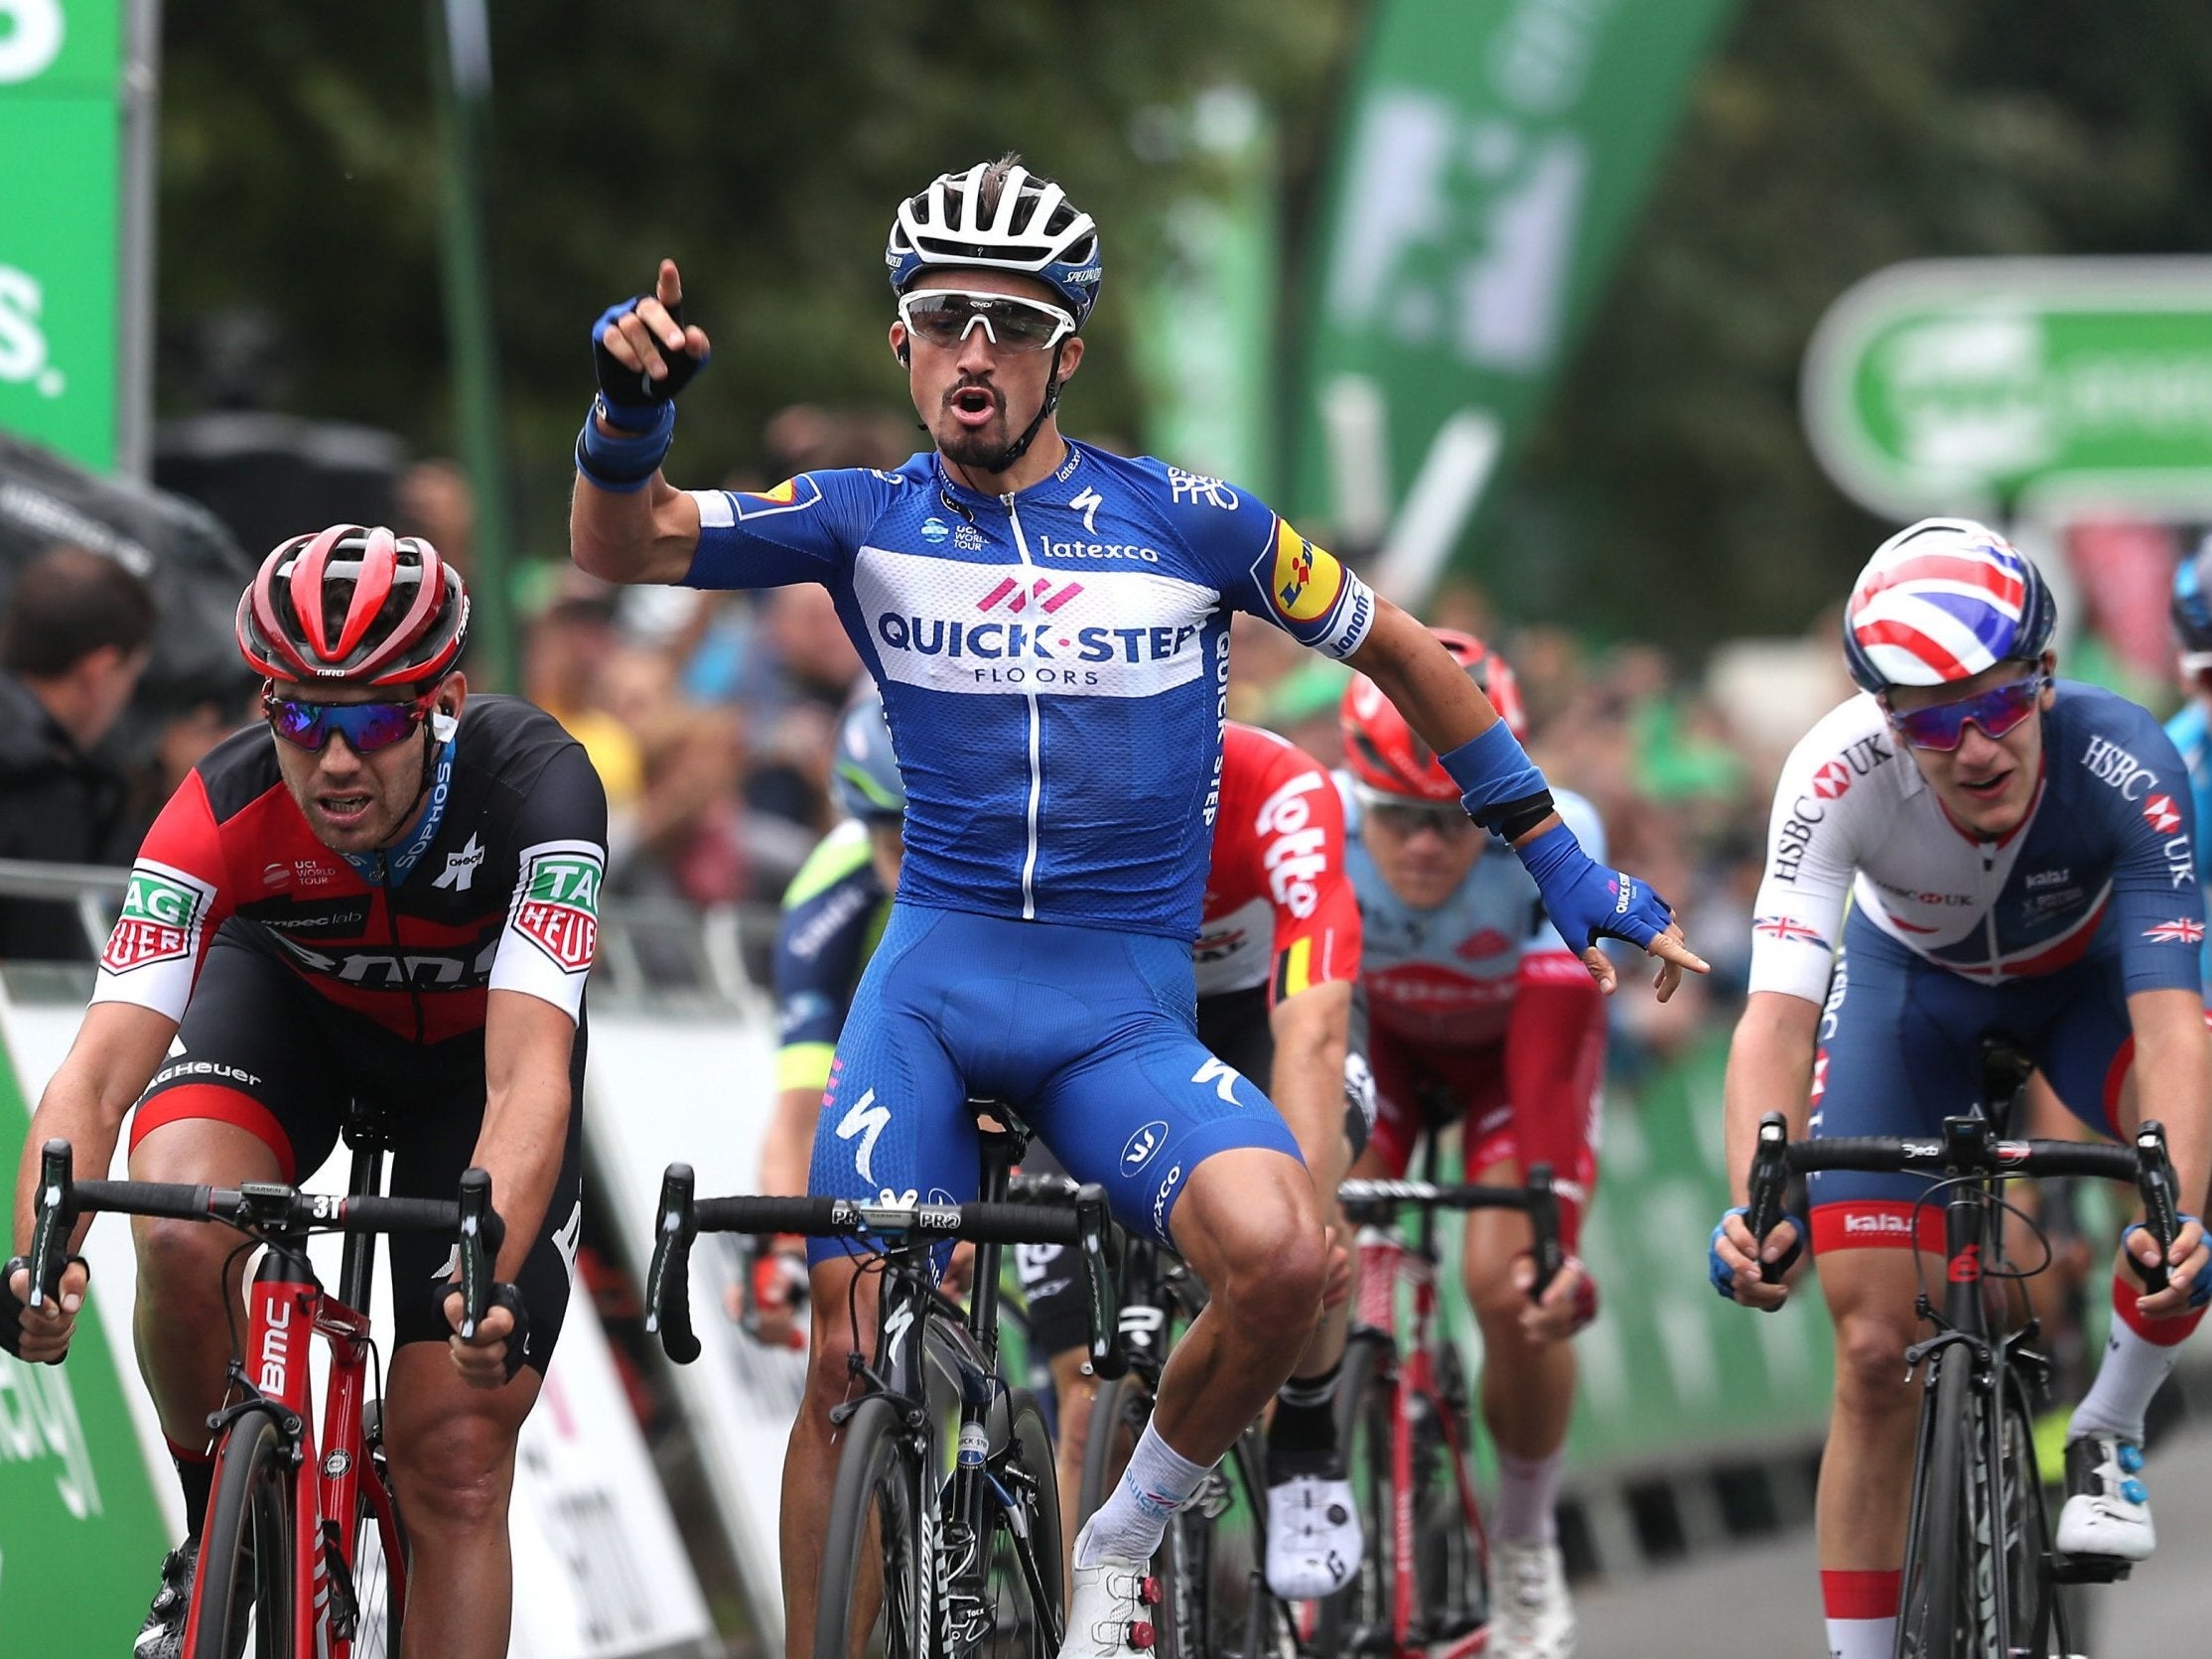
left=1711, top=519, right=2212, bottom=1659
left=570, top=156, right=1705, bottom=1659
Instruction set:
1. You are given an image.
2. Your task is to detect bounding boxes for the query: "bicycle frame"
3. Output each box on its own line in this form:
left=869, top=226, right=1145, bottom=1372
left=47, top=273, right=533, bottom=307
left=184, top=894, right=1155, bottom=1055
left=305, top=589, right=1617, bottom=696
left=1344, top=1137, right=1492, bottom=1659
left=182, top=1136, right=406, bottom=1659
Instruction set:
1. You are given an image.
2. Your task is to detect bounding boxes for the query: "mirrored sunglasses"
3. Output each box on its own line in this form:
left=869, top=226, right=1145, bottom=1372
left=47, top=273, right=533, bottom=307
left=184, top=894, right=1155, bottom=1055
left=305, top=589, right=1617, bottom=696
left=1362, top=794, right=1478, bottom=840
left=898, top=289, right=1075, bottom=353
left=264, top=690, right=433, bottom=754
left=1885, top=674, right=2047, bottom=752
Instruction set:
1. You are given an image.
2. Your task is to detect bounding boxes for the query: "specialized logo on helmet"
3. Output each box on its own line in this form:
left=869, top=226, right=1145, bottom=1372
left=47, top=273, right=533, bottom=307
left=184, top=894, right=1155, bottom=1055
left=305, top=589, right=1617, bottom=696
left=510, top=842, right=604, bottom=972
left=101, top=865, right=217, bottom=973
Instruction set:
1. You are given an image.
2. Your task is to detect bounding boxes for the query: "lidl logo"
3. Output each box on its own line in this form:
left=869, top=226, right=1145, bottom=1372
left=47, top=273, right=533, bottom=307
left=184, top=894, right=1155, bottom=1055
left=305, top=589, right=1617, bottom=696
left=101, top=867, right=213, bottom=973
left=1267, top=518, right=1344, bottom=624
left=511, top=849, right=604, bottom=972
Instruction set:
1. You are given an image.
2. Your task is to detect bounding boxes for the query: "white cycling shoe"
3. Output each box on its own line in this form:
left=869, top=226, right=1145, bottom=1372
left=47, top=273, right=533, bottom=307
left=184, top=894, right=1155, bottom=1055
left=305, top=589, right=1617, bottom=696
left=1060, top=1516, right=1164, bottom=1656
left=2055, top=1431, right=2155, bottom=1561
left=1488, top=1538, right=1576, bottom=1659
left=1263, top=1471, right=1363, bottom=1599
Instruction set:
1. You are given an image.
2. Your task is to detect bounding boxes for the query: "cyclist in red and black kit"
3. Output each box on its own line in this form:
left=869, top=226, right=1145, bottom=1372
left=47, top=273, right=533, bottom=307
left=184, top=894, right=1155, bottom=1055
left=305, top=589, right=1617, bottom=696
left=2, top=526, right=608, bottom=1659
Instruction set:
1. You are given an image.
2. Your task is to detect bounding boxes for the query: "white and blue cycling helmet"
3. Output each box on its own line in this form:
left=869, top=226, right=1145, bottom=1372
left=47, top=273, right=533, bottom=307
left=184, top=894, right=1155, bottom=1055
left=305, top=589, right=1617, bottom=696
left=2171, top=534, right=2212, bottom=672
left=886, top=159, right=1102, bottom=328
left=1843, top=517, right=2055, bottom=695
left=832, top=691, right=905, bottom=825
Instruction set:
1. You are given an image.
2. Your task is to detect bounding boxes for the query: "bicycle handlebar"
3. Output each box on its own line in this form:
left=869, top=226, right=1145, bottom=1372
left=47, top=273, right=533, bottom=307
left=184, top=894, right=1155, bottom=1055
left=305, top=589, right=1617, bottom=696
left=644, top=1167, right=1129, bottom=1379
left=28, top=1138, right=502, bottom=1330
left=1742, top=1113, right=2181, bottom=1291
left=1338, top=1164, right=1566, bottom=1302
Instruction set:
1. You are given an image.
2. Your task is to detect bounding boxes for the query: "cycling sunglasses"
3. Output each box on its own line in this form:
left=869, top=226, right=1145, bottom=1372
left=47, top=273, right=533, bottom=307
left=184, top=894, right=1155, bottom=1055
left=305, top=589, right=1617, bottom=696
left=263, top=688, right=435, bottom=754
left=897, top=289, right=1076, bottom=353
left=1356, top=787, right=1478, bottom=841
left=1883, top=673, right=2048, bottom=752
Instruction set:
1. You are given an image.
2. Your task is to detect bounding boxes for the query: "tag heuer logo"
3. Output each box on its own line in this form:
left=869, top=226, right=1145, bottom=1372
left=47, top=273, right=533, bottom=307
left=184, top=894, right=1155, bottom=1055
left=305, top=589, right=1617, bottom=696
left=511, top=848, right=603, bottom=972
left=101, top=866, right=214, bottom=973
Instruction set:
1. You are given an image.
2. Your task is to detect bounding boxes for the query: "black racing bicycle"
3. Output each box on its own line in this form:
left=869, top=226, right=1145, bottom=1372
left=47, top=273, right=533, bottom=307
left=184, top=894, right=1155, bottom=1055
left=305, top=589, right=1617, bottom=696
left=645, top=1107, right=1124, bottom=1659
left=1743, top=1038, right=2182, bottom=1659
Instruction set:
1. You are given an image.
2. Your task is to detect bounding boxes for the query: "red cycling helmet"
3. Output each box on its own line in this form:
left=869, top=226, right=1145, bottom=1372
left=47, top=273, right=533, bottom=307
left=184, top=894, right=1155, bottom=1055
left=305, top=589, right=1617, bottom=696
left=1339, top=626, right=1527, bottom=803
left=236, top=524, right=470, bottom=688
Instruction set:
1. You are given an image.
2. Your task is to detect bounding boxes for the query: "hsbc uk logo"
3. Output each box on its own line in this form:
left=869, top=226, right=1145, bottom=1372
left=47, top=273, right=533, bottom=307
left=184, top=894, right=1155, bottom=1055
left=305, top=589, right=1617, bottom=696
left=2144, top=793, right=2183, bottom=836
left=1811, top=760, right=1854, bottom=800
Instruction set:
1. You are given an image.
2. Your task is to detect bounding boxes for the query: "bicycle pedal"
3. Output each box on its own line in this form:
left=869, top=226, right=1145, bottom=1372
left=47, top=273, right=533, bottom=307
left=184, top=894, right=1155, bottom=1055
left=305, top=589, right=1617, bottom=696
left=2049, top=1551, right=2133, bottom=1585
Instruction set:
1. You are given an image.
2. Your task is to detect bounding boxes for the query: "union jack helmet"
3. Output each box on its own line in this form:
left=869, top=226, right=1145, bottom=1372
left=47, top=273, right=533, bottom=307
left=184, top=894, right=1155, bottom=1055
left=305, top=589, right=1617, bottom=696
left=1843, top=518, right=2054, bottom=695
left=237, top=524, right=469, bottom=687
left=1340, top=627, right=1527, bottom=804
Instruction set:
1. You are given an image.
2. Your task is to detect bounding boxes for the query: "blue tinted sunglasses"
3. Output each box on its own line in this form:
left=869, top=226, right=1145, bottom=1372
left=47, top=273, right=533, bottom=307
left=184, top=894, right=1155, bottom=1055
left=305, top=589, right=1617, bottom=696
left=263, top=689, right=434, bottom=754
left=1884, top=674, right=2047, bottom=752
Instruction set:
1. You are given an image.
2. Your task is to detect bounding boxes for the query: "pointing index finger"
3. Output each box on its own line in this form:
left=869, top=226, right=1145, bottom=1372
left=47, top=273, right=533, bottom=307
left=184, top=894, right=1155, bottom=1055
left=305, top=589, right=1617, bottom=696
left=657, top=258, right=683, bottom=311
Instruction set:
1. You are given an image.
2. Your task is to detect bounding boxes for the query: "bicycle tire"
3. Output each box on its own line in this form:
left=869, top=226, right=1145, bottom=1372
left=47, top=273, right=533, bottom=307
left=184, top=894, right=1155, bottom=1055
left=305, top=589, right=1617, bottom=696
left=343, top=1429, right=407, bottom=1659
left=1896, top=1349, right=1975, bottom=1659
left=1314, top=1333, right=1395, bottom=1656
left=1994, top=1367, right=2064, bottom=1658
left=187, top=1412, right=297, bottom=1659
left=1076, top=1372, right=1182, bottom=1658
left=968, top=1388, right=1064, bottom=1658
left=816, top=1394, right=933, bottom=1659
left=1176, top=1427, right=1268, bottom=1658
left=1418, top=1338, right=1485, bottom=1639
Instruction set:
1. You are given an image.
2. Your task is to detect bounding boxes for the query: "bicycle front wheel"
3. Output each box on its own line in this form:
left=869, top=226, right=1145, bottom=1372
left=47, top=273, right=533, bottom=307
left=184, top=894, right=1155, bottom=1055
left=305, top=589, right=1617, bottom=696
left=341, top=1416, right=407, bottom=1659
left=1314, top=1332, right=1396, bottom=1656
left=817, top=1394, right=933, bottom=1659
left=188, top=1411, right=298, bottom=1659
left=965, top=1388, right=1064, bottom=1658
left=1897, top=1349, right=1977, bottom=1659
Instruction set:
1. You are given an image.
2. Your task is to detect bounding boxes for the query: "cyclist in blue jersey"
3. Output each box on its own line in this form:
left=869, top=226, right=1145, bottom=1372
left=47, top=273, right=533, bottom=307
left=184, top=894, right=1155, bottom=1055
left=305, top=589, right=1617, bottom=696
left=570, top=155, right=1704, bottom=1659
left=2165, top=536, right=2212, bottom=994
left=1710, top=519, right=2212, bottom=1659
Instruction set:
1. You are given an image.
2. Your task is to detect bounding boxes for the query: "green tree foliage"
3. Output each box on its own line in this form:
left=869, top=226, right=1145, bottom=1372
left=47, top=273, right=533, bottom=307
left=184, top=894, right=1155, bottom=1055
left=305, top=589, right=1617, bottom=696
left=156, top=0, right=1347, bottom=555
left=1492, top=0, right=2212, bottom=649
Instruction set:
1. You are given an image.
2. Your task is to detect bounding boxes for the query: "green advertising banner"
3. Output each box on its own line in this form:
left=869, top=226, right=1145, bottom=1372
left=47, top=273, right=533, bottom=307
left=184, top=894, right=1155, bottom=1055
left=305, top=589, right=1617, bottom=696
left=0, top=0, right=128, bottom=473
left=1291, top=0, right=1740, bottom=602
left=1804, top=257, right=2212, bottom=520
left=0, top=1008, right=171, bottom=1650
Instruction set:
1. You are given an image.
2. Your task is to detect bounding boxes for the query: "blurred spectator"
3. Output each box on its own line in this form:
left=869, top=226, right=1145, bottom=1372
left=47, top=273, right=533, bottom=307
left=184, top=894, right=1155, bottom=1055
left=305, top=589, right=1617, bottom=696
left=394, top=458, right=476, bottom=575
left=522, top=578, right=646, bottom=844
left=0, top=546, right=157, bottom=959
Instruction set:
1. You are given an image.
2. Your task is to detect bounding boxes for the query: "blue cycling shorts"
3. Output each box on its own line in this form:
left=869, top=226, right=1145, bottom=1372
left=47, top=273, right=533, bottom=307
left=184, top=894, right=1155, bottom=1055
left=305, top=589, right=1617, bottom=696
left=804, top=903, right=1303, bottom=1265
left=1807, top=906, right=2131, bottom=1255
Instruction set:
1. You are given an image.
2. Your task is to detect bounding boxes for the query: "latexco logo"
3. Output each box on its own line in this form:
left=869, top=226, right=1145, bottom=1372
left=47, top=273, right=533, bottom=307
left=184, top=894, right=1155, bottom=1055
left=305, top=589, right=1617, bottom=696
left=0, top=1, right=65, bottom=85
left=0, top=266, right=63, bottom=398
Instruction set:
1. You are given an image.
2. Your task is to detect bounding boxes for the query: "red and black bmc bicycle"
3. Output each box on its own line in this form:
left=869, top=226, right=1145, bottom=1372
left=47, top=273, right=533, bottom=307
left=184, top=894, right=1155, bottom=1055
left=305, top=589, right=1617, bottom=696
left=1313, top=1156, right=1563, bottom=1659
left=26, top=1110, right=500, bottom=1658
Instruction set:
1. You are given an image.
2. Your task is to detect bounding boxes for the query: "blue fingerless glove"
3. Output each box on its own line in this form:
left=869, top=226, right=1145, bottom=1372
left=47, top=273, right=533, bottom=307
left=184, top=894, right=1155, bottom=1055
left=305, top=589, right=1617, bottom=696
left=2122, top=1213, right=2212, bottom=1308
left=1709, top=1206, right=1805, bottom=1301
left=1515, top=821, right=1674, bottom=951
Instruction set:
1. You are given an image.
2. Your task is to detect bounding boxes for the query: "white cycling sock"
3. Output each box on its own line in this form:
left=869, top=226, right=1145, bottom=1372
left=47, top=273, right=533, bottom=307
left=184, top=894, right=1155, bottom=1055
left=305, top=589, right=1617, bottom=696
left=2070, top=1317, right=2183, bottom=1444
left=1076, top=1422, right=1211, bottom=1568
left=1492, top=1447, right=1565, bottom=1544
left=1824, top=1615, right=1895, bottom=1659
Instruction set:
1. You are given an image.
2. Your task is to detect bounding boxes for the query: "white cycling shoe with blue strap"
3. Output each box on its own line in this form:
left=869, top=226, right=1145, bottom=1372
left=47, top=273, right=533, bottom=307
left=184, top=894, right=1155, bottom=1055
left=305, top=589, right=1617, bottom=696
left=2056, top=1430, right=2154, bottom=1561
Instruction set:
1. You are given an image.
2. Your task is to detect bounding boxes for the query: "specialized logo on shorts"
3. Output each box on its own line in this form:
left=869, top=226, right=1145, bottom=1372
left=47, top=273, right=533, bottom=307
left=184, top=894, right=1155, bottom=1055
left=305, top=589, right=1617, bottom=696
left=836, top=1088, right=891, bottom=1183
left=1121, top=1119, right=1170, bottom=1174
left=2143, top=917, right=2205, bottom=945
left=730, top=476, right=824, bottom=521
left=509, top=842, right=604, bottom=972
left=2144, top=793, right=2184, bottom=835
left=101, top=864, right=217, bottom=973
